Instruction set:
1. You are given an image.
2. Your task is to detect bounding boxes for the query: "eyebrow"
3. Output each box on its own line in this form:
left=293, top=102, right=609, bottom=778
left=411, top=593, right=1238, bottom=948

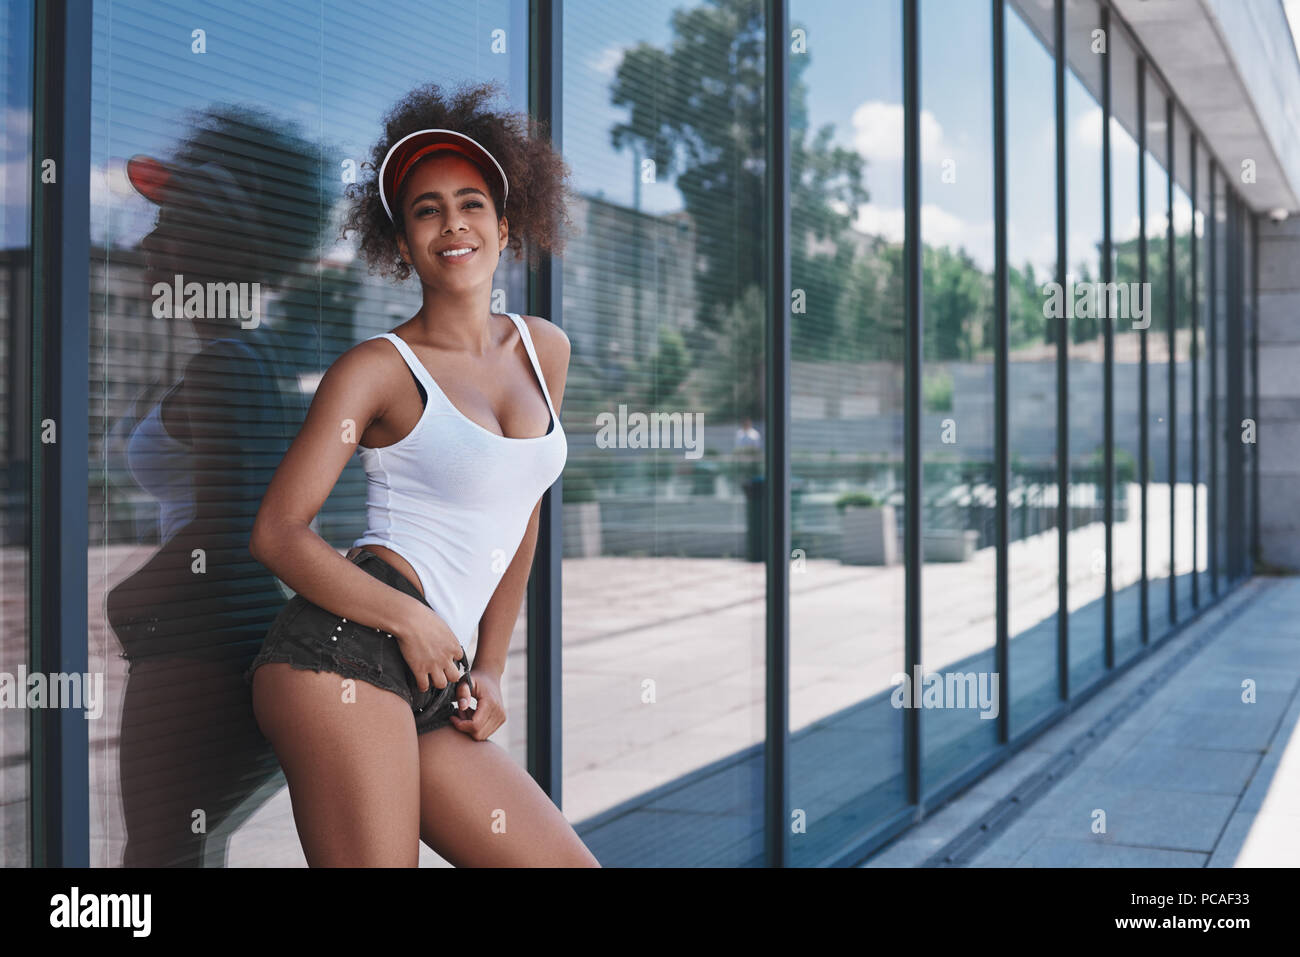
left=408, top=187, right=487, bottom=207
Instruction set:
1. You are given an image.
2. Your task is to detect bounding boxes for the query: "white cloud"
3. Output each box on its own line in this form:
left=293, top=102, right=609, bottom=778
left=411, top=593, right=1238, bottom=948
left=4, top=107, right=31, bottom=139
left=1007, top=219, right=1056, bottom=274
left=1075, top=105, right=1104, bottom=151
left=1109, top=115, right=1139, bottom=156
left=850, top=100, right=945, bottom=165
left=921, top=203, right=991, bottom=264
left=851, top=203, right=905, bottom=243
left=589, top=43, right=629, bottom=79
left=89, top=159, right=159, bottom=247
left=847, top=201, right=993, bottom=271
left=1116, top=212, right=1142, bottom=243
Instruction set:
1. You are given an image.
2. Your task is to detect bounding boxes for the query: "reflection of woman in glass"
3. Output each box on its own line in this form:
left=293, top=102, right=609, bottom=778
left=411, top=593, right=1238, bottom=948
left=108, top=104, right=326, bottom=866
left=244, top=81, right=598, bottom=866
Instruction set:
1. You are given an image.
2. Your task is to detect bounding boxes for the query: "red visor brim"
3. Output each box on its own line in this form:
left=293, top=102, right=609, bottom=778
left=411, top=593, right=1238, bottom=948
left=126, top=154, right=173, bottom=205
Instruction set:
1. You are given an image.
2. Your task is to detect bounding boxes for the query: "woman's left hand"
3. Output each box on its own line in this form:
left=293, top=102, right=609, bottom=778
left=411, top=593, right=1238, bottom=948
left=449, top=669, right=504, bottom=740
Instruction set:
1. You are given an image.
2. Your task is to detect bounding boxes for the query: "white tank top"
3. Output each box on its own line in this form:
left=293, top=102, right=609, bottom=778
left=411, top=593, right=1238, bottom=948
left=350, top=313, right=567, bottom=644
left=125, top=386, right=197, bottom=544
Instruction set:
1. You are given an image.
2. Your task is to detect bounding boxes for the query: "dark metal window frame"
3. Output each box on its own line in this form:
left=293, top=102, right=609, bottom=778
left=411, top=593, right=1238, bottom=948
left=1138, top=54, right=1149, bottom=646
left=1208, top=161, right=1219, bottom=597
left=31, top=0, right=91, bottom=868
left=1190, top=132, right=1199, bottom=610
left=1251, top=212, right=1259, bottom=573
left=1054, top=0, right=1069, bottom=702
left=1167, top=94, right=1177, bottom=627
left=526, top=0, right=564, bottom=807
left=763, top=0, right=793, bottom=868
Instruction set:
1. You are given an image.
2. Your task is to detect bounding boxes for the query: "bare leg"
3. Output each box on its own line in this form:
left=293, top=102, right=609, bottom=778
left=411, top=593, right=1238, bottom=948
left=251, top=663, right=421, bottom=866
left=416, top=726, right=600, bottom=867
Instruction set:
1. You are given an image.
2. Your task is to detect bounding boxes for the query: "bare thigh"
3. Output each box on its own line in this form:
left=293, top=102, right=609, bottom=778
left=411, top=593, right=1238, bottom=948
left=251, top=662, right=421, bottom=866
left=416, top=726, right=600, bottom=867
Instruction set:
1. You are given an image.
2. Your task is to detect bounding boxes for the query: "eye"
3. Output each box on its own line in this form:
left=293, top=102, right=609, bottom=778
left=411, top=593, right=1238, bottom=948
left=416, top=200, right=484, bottom=217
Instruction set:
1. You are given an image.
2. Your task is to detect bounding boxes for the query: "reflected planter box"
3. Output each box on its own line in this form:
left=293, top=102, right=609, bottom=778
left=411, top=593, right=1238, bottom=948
left=923, top=528, right=979, bottom=562
left=839, top=504, right=898, bottom=565
left=563, top=501, right=602, bottom=558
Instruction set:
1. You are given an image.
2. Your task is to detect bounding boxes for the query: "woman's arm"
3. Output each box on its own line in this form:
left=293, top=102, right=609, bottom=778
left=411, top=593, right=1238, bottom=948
left=473, top=317, right=571, bottom=679
left=248, top=340, right=429, bottom=639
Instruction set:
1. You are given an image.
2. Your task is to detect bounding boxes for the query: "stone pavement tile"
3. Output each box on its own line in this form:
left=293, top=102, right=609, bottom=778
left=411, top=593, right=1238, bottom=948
left=1134, top=708, right=1278, bottom=752
left=1207, top=808, right=1300, bottom=867
left=1176, top=649, right=1298, bottom=682
left=1020, top=667, right=1171, bottom=757
left=966, top=747, right=1058, bottom=801
left=862, top=795, right=997, bottom=867
left=1109, top=692, right=1179, bottom=737
left=864, top=747, right=1064, bottom=867
left=966, top=846, right=1027, bottom=867
left=970, top=814, right=1054, bottom=863
left=1165, top=677, right=1295, bottom=719
left=1237, top=693, right=1300, bottom=814
left=1249, top=741, right=1300, bottom=796
left=1013, top=837, right=1208, bottom=867
left=1020, top=787, right=1237, bottom=852
left=1053, top=731, right=1148, bottom=779
left=1194, top=642, right=1300, bottom=678
left=1097, top=745, right=1260, bottom=796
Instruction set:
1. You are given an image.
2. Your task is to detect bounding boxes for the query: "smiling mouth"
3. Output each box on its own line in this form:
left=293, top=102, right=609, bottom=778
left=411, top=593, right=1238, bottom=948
left=438, top=246, right=477, bottom=263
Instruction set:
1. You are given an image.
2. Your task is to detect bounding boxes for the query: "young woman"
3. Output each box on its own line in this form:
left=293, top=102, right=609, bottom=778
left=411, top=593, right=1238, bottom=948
left=244, top=81, right=598, bottom=867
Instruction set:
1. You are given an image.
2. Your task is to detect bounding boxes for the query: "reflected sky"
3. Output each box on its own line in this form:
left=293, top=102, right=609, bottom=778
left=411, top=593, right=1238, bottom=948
left=80, top=0, right=1175, bottom=288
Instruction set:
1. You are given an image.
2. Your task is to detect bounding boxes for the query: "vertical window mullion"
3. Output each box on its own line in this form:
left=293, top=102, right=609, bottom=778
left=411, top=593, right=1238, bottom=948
left=1137, top=57, right=1149, bottom=646
left=1208, top=165, right=1218, bottom=595
left=992, top=0, right=1008, bottom=744
left=1190, top=134, right=1199, bottom=609
left=1166, top=96, right=1176, bottom=625
left=1054, top=0, right=1068, bottom=700
left=903, top=0, right=922, bottom=805
left=762, top=0, right=792, bottom=869
left=30, top=0, right=91, bottom=868
left=1101, top=1, right=1114, bottom=669
left=1251, top=213, right=1259, bottom=572
left=526, top=0, right=564, bottom=805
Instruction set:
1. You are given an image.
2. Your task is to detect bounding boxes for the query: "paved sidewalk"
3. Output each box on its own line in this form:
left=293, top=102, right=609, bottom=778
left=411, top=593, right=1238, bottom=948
left=863, top=575, right=1300, bottom=867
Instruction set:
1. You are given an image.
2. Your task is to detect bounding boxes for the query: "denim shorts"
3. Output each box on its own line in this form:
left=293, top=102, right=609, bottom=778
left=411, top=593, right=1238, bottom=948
left=243, top=548, right=471, bottom=734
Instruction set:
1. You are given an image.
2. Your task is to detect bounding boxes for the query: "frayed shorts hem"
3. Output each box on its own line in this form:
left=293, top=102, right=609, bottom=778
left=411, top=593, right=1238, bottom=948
left=243, top=548, right=468, bottom=736
left=246, top=650, right=459, bottom=736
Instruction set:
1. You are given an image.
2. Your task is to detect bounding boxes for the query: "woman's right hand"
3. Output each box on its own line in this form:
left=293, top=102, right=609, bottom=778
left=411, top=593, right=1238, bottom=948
left=393, top=600, right=466, bottom=692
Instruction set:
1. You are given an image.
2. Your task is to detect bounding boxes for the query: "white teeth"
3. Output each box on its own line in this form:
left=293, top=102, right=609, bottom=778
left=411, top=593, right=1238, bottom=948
left=440, top=247, right=473, bottom=257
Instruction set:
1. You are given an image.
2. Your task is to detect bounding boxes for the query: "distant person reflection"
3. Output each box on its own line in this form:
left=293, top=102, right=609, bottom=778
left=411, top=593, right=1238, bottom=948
left=106, top=104, right=330, bottom=866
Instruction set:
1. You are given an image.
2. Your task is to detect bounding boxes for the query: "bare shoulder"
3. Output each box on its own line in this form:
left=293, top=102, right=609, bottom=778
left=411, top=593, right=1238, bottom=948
left=519, top=314, right=570, bottom=409
left=306, top=334, right=407, bottom=429
left=321, top=334, right=401, bottom=393
left=520, top=314, right=570, bottom=360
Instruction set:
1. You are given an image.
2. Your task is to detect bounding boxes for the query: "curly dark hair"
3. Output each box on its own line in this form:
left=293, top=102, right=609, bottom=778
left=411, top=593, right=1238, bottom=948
left=151, top=102, right=333, bottom=285
left=340, top=80, right=576, bottom=280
